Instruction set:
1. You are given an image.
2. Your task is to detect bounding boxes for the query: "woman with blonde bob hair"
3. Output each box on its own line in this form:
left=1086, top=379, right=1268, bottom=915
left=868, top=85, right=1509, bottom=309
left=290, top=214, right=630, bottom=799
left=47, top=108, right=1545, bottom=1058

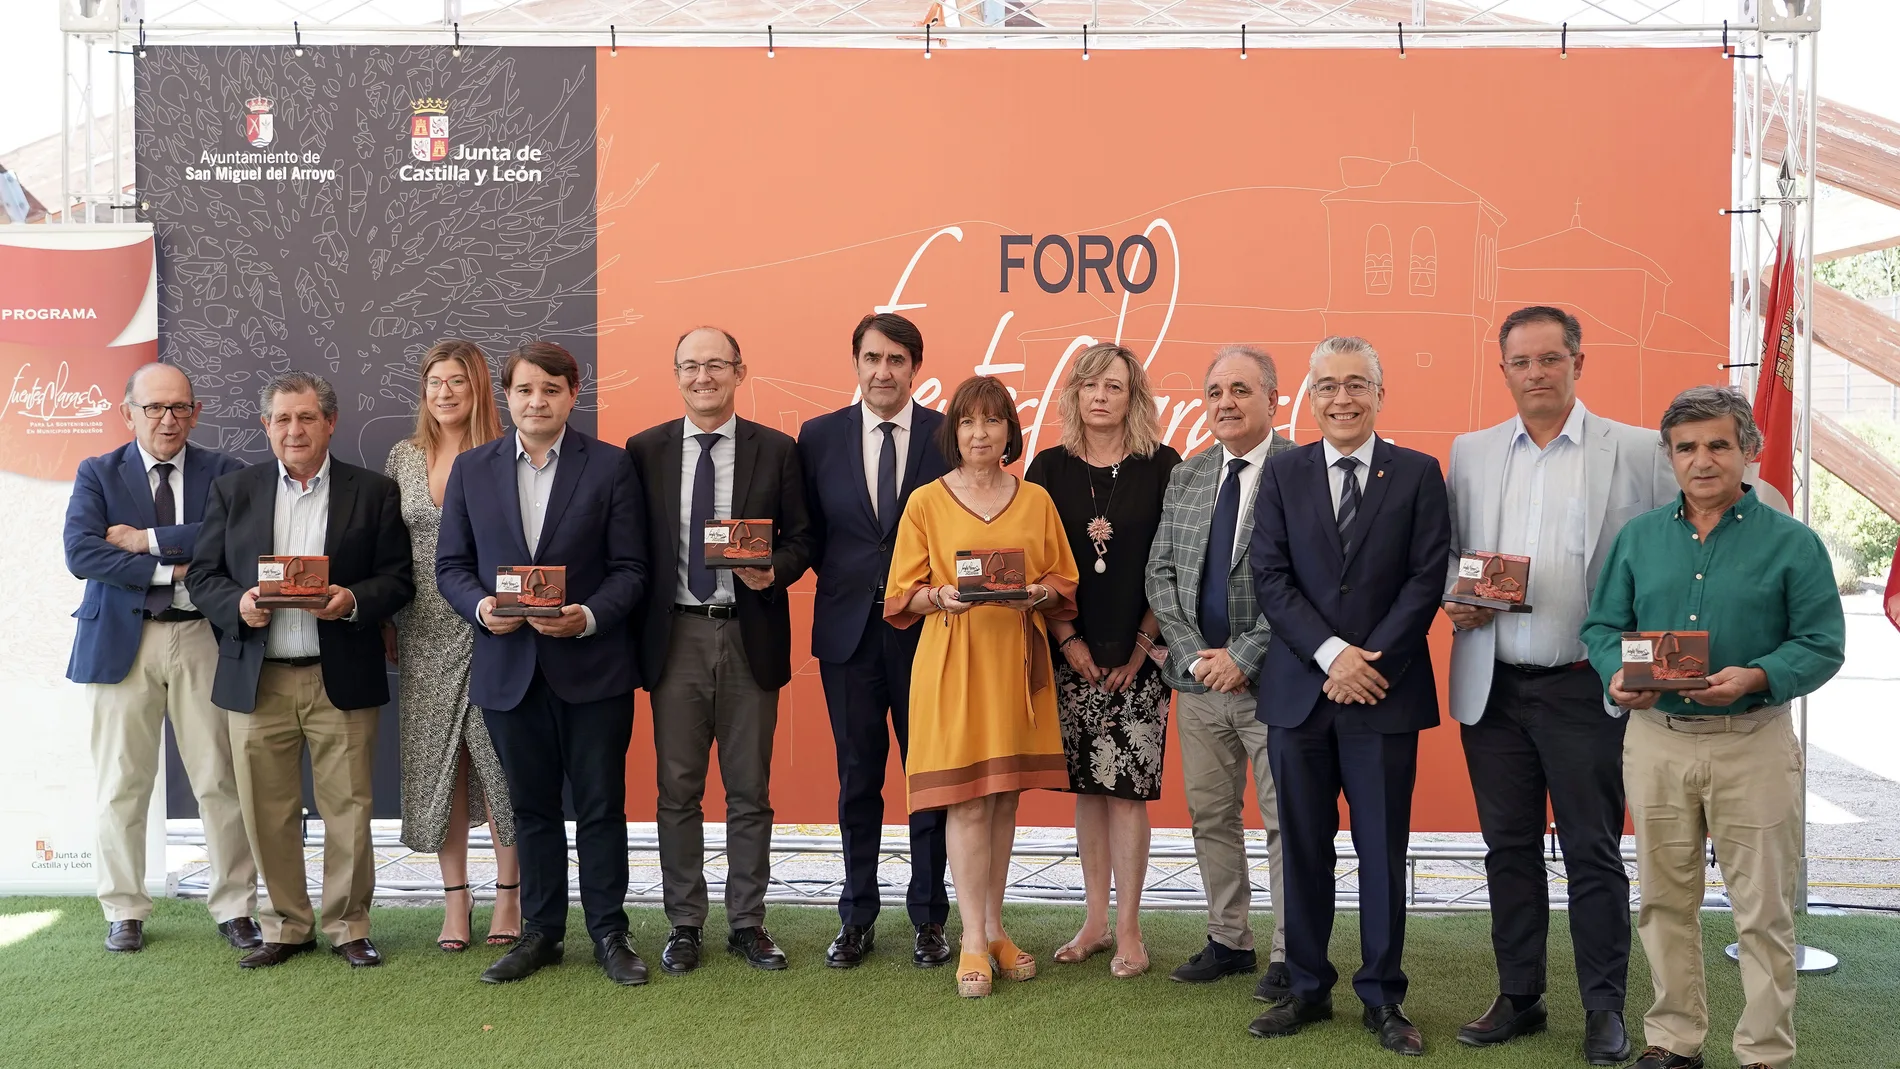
left=1027, top=342, right=1180, bottom=977
left=383, top=339, right=522, bottom=951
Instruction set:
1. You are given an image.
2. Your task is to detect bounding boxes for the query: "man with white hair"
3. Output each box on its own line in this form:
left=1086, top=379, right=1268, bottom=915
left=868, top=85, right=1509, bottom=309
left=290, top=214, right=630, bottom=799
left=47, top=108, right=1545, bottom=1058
left=1245, top=336, right=1451, bottom=1057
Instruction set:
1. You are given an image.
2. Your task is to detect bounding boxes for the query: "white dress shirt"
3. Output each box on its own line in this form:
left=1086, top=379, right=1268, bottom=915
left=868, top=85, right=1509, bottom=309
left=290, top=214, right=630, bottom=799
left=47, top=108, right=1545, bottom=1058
left=676, top=414, right=737, bottom=605
left=1314, top=434, right=1379, bottom=674
left=1494, top=402, right=1590, bottom=666
left=1219, top=435, right=1277, bottom=562
left=136, top=441, right=193, bottom=611
left=264, top=456, right=331, bottom=659
left=862, top=400, right=911, bottom=521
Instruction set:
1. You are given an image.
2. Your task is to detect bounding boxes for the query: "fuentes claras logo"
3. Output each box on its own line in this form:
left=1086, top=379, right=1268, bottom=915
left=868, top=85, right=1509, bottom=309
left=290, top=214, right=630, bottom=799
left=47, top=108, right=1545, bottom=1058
left=399, top=97, right=547, bottom=185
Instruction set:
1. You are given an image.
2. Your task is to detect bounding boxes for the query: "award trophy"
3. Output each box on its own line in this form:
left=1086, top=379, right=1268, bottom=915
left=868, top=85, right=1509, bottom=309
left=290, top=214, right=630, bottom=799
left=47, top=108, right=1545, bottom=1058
left=493, top=565, right=567, bottom=618
left=703, top=519, right=774, bottom=568
left=955, top=548, right=1029, bottom=602
left=1620, top=630, right=1711, bottom=691
left=1445, top=551, right=1533, bottom=613
left=255, top=555, right=330, bottom=609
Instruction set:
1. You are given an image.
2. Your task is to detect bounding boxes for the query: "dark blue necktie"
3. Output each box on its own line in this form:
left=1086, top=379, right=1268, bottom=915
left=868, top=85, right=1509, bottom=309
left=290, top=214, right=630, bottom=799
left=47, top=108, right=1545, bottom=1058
left=689, top=432, right=720, bottom=602
left=1335, top=456, right=1362, bottom=554
left=1197, top=457, right=1248, bottom=647
left=143, top=462, right=176, bottom=615
left=876, top=422, right=899, bottom=535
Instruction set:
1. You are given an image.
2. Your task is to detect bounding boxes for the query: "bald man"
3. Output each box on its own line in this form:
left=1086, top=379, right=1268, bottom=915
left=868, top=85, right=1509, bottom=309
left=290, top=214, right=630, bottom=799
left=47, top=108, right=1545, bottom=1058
left=64, top=364, right=257, bottom=954
left=626, top=327, right=814, bottom=974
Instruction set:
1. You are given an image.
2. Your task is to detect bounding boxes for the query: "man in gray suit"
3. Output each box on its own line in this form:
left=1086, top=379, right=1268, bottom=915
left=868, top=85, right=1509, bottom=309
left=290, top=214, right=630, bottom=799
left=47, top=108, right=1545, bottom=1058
left=1145, top=345, right=1295, bottom=999
left=1442, top=306, right=1675, bottom=1065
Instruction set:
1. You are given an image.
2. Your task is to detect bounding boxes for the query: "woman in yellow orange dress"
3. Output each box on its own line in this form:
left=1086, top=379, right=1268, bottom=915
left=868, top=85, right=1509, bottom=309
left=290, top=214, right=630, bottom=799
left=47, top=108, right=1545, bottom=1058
left=885, top=375, right=1080, bottom=998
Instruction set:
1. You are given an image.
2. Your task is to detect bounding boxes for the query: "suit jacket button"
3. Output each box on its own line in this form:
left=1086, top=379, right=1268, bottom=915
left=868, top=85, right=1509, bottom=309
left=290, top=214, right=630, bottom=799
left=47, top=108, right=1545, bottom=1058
left=1339, top=583, right=1351, bottom=594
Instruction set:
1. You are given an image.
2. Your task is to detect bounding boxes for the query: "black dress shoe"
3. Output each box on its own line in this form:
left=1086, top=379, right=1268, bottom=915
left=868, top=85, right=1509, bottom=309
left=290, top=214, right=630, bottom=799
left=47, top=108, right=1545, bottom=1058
left=913, top=923, right=951, bottom=969
left=105, top=920, right=144, bottom=953
left=480, top=931, right=564, bottom=983
left=661, top=926, right=702, bottom=975
left=595, top=932, right=649, bottom=986
left=1247, top=995, right=1334, bottom=1038
left=1628, top=1044, right=1702, bottom=1069
left=1365, top=1004, right=1425, bottom=1056
left=217, top=917, right=263, bottom=950
left=826, top=924, right=873, bottom=968
left=728, top=926, right=788, bottom=971
left=1170, top=938, right=1257, bottom=983
left=1457, top=994, right=1548, bottom=1047
left=331, top=938, right=383, bottom=967
left=238, top=940, right=316, bottom=969
left=1584, top=1010, right=1631, bottom=1065
left=1253, top=960, right=1292, bottom=1002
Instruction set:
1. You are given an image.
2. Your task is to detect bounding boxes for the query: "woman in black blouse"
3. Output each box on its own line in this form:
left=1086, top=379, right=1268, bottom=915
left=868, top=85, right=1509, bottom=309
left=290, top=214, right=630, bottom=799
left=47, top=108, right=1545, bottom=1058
left=1026, top=342, right=1180, bottom=978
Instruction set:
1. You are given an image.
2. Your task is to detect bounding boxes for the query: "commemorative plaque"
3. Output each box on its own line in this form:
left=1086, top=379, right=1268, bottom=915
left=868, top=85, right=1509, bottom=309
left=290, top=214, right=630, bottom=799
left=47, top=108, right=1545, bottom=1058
left=955, top=548, right=1029, bottom=602
left=703, top=519, right=774, bottom=568
left=1621, top=630, right=1711, bottom=691
left=256, top=555, right=331, bottom=609
left=493, top=565, right=567, bottom=617
left=1445, top=551, right=1533, bottom=613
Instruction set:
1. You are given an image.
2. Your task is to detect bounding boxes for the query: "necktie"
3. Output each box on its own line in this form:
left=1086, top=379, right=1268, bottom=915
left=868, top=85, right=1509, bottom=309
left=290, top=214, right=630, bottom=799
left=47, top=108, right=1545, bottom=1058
left=689, top=433, right=720, bottom=602
left=875, top=422, right=899, bottom=535
left=1335, top=456, right=1362, bottom=554
left=1197, top=457, right=1249, bottom=648
left=144, top=463, right=176, bottom=615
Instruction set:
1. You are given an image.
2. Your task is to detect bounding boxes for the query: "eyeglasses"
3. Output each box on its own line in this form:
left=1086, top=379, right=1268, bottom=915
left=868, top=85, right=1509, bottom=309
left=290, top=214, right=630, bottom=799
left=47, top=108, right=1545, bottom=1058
left=134, top=402, right=196, bottom=420
left=425, top=376, right=470, bottom=390
left=675, top=360, right=738, bottom=378
left=1502, top=355, right=1573, bottom=372
left=1310, top=381, right=1376, bottom=399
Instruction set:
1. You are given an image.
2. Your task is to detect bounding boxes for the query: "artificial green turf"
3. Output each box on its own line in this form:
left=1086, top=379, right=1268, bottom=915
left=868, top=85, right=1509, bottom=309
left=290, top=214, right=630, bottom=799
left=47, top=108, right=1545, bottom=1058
left=0, top=897, right=1893, bottom=1068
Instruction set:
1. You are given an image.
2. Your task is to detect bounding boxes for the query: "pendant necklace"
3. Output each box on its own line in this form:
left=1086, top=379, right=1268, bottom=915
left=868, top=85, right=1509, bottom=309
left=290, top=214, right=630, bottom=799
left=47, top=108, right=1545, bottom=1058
left=1084, top=450, right=1121, bottom=574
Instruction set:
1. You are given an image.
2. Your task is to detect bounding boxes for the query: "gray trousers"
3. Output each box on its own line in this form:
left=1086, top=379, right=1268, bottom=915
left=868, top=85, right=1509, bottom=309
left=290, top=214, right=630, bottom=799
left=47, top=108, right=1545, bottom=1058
left=652, top=613, right=780, bottom=930
left=1176, top=687, right=1287, bottom=959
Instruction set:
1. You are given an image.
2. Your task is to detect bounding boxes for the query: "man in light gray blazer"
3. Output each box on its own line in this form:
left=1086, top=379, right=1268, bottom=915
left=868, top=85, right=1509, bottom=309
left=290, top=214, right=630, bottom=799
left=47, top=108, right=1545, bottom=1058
left=1441, top=306, right=1675, bottom=1066
left=1145, top=345, right=1295, bottom=999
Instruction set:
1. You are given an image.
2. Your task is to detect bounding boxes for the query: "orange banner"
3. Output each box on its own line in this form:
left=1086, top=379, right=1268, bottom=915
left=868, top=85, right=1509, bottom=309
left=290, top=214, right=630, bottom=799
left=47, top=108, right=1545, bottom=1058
left=597, top=47, right=1729, bottom=830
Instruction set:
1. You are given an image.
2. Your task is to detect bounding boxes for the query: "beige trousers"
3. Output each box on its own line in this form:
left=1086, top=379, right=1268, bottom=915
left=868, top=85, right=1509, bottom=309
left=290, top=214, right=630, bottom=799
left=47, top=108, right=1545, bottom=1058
left=1626, top=706, right=1802, bottom=1069
left=228, top=663, right=378, bottom=945
left=1176, top=688, right=1287, bottom=959
left=89, top=618, right=257, bottom=923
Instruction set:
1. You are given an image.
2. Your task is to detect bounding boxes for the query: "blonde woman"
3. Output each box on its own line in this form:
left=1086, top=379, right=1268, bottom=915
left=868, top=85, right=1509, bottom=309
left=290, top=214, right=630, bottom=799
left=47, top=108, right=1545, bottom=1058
left=1025, top=343, right=1180, bottom=977
left=886, top=375, right=1080, bottom=997
left=383, top=340, right=521, bottom=951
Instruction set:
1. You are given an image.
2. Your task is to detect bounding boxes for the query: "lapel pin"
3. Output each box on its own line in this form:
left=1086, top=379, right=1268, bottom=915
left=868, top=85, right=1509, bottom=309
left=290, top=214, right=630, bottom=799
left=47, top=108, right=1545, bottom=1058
left=1376, top=470, right=1385, bottom=478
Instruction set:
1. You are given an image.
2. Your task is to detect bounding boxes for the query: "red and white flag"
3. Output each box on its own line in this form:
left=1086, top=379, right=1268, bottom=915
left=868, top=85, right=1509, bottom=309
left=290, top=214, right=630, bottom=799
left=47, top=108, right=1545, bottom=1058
left=1750, top=208, right=1797, bottom=515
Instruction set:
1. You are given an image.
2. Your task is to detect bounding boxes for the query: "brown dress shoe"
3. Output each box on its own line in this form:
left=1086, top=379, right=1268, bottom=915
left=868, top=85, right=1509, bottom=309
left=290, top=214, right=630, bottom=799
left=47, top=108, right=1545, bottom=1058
left=105, top=920, right=144, bottom=953
left=217, top=917, right=263, bottom=950
left=239, top=940, right=317, bottom=969
left=332, top=938, right=384, bottom=967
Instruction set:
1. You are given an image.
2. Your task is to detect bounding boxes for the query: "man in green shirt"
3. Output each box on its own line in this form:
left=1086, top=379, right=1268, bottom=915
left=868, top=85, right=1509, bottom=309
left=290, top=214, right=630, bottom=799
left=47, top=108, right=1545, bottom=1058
left=1581, top=385, right=1844, bottom=1069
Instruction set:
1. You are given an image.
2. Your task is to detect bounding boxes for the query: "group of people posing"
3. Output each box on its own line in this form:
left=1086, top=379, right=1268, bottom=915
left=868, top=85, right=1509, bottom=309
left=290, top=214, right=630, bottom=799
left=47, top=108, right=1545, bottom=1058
left=66, top=305, right=1843, bottom=1069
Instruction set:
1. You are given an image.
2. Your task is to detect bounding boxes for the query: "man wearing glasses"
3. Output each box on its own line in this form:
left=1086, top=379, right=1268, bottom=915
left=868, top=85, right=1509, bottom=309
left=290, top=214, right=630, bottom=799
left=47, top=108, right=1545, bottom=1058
left=63, top=364, right=258, bottom=954
left=1441, top=306, right=1675, bottom=1065
left=626, top=328, right=814, bottom=974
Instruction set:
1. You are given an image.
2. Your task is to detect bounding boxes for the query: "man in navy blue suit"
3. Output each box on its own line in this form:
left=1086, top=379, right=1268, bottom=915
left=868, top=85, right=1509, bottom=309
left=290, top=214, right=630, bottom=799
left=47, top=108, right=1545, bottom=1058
left=796, top=313, right=952, bottom=970
left=435, top=341, right=650, bottom=987
left=1245, top=336, right=1451, bottom=1056
left=63, top=363, right=257, bottom=955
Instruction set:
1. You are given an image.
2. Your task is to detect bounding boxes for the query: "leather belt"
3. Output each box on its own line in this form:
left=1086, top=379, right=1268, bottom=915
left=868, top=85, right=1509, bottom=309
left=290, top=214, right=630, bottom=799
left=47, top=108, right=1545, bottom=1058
left=266, top=656, right=322, bottom=668
left=144, top=608, right=204, bottom=623
left=1498, top=659, right=1591, bottom=676
left=674, top=602, right=737, bottom=620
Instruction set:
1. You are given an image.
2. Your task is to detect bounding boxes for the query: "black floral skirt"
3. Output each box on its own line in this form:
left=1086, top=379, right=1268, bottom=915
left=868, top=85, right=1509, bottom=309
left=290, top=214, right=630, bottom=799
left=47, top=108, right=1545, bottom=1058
left=1055, top=659, right=1170, bottom=801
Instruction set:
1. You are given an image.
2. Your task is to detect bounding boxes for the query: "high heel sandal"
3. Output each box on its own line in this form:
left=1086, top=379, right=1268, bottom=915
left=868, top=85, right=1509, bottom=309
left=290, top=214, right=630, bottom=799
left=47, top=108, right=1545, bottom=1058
left=1053, top=933, right=1114, bottom=965
left=987, top=938, right=1037, bottom=982
left=957, top=952, right=994, bottom=998
left=438, top=885, right=472, bottom=952
left=485, top=881, right=521, bottom=947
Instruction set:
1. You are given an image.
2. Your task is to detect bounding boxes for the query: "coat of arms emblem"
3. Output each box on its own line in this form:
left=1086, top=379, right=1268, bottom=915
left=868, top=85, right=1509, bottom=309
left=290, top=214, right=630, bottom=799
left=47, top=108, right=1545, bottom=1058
left=244, top=97, right=274, bottom=149
left=410, top=98, right=449, bottom=162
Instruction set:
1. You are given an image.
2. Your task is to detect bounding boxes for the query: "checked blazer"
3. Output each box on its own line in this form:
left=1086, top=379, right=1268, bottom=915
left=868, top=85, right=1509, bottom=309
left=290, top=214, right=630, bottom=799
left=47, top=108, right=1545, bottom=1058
left=1143, top=433, right=1295, bottom=692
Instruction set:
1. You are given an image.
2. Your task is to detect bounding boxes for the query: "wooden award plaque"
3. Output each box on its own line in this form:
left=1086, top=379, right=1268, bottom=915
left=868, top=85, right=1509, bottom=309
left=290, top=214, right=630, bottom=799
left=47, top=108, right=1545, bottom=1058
left=703, top=519, right=774, bottom=568
left=256, top=555, right=331, bottom=609
left=493, top=565, right=567, bottom=617
left=1621, top=630, right=1711, bottom=691
left=955, top=548, right=1030, bottom=602
left=1445, top=551, right=1533, bottom=613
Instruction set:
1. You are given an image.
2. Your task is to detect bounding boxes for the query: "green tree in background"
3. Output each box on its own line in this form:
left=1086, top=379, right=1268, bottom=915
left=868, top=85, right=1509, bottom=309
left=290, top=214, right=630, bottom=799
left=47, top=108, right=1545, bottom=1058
left=1811, top=247, right=1900, bottom=590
